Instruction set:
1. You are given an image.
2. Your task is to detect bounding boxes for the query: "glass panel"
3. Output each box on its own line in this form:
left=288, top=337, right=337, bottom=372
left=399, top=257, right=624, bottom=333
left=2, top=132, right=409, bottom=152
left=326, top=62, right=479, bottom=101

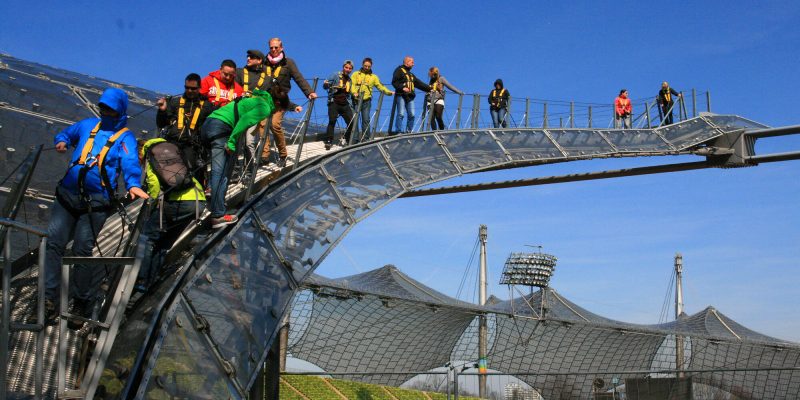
left=602, top=129, right=672, bottom=153
left=0, top=109, right=72, bottom=193
left=493, top=129, right=563, bottom=162
left=657, top=118, right=721, bottom=149
left=438, top=130, right=509, bottom=172
left=549, top=129, right=615, bottom=157
left=254, top=168, right=350, bottom=281
left=184, top=210, right=293, bottom=389
left=1, top=54, right=114, bottom=92
left=0, top=69, right=95, bottom=121
left=80, top=90, right=159, bottom=138
left=704, top=115, right=770, bottom=132
left=322, top=146, right=403, bottom=221
left=380, top=134, right=458, bottom=188
left=143, top=302, right=236, bottom=399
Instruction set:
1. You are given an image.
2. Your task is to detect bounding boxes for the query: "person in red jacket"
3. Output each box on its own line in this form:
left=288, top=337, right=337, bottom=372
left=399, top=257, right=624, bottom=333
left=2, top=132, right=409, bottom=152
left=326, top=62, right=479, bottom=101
left=200, top=59, right=243, bottom=108
left=614, top=89, right=632, bottom=129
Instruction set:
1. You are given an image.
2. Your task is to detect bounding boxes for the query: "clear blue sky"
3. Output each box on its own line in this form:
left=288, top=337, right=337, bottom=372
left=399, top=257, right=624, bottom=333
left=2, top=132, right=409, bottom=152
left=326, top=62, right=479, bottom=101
left=2, top=1, right=799, bottom=341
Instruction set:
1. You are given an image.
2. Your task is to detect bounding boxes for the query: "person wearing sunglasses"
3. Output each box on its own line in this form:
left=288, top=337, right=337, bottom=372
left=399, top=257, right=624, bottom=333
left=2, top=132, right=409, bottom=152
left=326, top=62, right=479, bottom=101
left=156, top=73, right=214, bottom=185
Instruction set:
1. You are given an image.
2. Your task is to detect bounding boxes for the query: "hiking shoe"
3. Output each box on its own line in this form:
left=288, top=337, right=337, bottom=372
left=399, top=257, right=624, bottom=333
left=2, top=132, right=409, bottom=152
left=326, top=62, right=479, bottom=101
left=44, top=299, right=58, bottom=325
left=210, top=214, right=238, bottom=229
left=277, top=156, right=288, bottom=168
left=68, top=298, right=94, bottom=330
left=324, top=142, right=333, bottom=151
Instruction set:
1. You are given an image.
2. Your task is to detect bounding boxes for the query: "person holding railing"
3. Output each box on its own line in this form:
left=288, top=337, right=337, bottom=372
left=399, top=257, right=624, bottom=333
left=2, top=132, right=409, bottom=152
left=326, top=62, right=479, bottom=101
left=426, top=67, right=463, bottom=131
left=262, top=38, right=317, bottom=167
left=45, top=88, right=148, bottom=327
left=657, top=81, right=681, bottom=125
left=391, top=56, right=430, bottom=134
left=350, top=57, right=394, bottom=142
left=489, top=79, right=510, bottom=128
left=156, top=73, right=214, bottom=186
left=323, top=60, right=356, bottom=150
left=614, top=89, right=633, bottom=129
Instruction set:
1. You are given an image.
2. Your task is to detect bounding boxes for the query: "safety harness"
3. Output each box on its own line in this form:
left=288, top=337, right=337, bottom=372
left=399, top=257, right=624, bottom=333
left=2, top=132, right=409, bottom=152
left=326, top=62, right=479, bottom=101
left=74, top=122, right=130, bottom=202
left=663, top=89, right=672, bottom=103
left=265, top=65, right=283, bottom=83
left=491, top=88, right=507, bottom=109
left=212, top=77, right=235, bottom=104
left=243, top=68, right=266, bottom=92
left=176, top=97, right=205, bottom=132
left=401, top=67, right=414, bottom=91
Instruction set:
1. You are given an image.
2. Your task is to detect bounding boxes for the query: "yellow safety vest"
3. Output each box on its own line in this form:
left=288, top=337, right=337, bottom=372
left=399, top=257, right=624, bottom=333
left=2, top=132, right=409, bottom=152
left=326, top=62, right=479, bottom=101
left=177, top=97, right=205, bottom=131
left=663, top=89, right=672, bottom=103
left=243, top=68, right=266, bottom=92
left=336, top=72, right=351, bottom=92
left=491, top=88, right=506, bottom=107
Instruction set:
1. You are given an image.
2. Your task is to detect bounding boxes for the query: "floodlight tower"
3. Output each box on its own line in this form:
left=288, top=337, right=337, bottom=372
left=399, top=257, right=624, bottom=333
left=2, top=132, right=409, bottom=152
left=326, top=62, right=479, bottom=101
left=478, top=225, right=488, bottom=399
left=500, top=248, right=557, bottom=318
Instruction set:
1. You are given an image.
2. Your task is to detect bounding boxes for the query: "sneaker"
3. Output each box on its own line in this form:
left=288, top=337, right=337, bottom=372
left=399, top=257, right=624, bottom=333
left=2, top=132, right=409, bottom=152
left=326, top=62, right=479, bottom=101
left=44, top=299, right=58, bottom=325
left=277, top=156, right=288, bottom=168
left=324, top=142, right=333, bottom=151
left=210, top=214, right=238, bottom=229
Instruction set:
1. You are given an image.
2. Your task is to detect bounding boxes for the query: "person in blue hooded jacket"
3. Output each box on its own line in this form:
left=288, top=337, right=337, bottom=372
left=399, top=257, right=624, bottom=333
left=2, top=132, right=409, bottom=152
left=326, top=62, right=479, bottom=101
left=45, top=87, right=148, bottom=327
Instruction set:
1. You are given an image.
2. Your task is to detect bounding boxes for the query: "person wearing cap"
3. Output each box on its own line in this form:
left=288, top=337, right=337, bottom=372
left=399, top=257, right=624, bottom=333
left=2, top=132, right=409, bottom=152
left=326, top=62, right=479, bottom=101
left=200, top=59, right=244, bottom=108
left=262, top=38, right=317, bottom=165
left=322, top=60, right=355, bottom=150
left=614, top=89, right=633, bottom=129
left=657, top=81, right=682, bottom=125
left=45, top=88, right=148, bottom=327
left=350, top=57, right=394, bottom=142
left=200, top=89, right=275, bottom=229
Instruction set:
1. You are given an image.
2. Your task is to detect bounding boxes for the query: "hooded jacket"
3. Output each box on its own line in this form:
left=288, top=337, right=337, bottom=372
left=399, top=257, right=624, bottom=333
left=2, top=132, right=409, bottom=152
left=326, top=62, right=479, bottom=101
left=488, top=79, right=510, bottom=110
left=55, top=88, right=142, bottom=197
left=207, top=90, right=276, bottom=152
left=200, top=70, right=243, bottom=107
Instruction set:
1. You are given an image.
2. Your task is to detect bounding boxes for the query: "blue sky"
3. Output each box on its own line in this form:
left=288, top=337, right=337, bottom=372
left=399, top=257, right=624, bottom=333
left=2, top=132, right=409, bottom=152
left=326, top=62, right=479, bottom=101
left=2, top=1, right=799, bottom=341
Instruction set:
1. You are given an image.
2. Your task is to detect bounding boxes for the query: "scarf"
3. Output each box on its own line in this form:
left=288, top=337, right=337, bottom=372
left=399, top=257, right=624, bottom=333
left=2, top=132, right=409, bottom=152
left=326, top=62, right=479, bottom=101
left=267, top=52, right=285, bottom=65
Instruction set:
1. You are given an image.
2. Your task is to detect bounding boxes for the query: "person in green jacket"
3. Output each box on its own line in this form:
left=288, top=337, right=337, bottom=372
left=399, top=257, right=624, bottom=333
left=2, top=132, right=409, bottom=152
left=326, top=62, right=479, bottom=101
left=201, top=89, right=275, bottom=228
left=350, top=57, right=394, bottom=142
left=137, top=138, right=206, bottom=291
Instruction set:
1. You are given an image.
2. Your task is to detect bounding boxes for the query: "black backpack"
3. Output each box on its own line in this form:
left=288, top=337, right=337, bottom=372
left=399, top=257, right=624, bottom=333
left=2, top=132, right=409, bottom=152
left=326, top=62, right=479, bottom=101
left=147, top=141, right=194, bottom=193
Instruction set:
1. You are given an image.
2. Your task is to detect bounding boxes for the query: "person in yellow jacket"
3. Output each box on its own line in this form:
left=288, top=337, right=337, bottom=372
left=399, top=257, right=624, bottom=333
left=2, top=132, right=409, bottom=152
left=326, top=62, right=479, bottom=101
left=350, top=57, right=394, bottom=142
left=136, top=138, right=206, bottom=292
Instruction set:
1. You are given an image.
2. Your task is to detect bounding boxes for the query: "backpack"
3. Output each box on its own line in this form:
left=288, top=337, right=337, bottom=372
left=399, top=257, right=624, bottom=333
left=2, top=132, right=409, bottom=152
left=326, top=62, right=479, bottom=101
left=147, top=141, right=194, bottom=194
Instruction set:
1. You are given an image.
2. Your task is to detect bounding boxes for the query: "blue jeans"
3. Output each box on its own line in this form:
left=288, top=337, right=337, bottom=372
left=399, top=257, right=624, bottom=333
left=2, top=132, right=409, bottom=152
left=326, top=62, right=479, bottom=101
left=202, top=118, right=234, bottom=218
left=138, top=199, right=205, bottom=289
left=491, top=108, right=508, bottom=128
left=394, top=95, right=415, bottom=133
left=354, top=98, right=372, bottom=142
left=45, top=186, right=112, bottom=302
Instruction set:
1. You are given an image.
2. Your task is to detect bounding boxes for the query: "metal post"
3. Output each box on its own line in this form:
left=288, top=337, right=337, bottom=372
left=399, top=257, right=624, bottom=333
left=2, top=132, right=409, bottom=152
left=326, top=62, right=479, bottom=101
left=446, top=368, right=451, bottom=400
left=278, top=312, right=290, bottom=372
left=679, top=92, right=688, bottom=121
left=691, top=88, right=697, bottom=117
left=453, top=367, right=459, bottom=400
left=706, top=91, right=711, bottom=112
left=35, top=237, right=46, bottom=400
left=478, top=226, right=488, bottom=399
left=372, top=92, right=385, bottom=139
left=524, top=98, right=530, bottom=127
left=588, top=106, right=593, bottom=128
left=506, top=96, right=512, bottom=127
left=57, top=258, right=70, bottom=396
left=645, top=101, right=652, bottom=128
left=559, top=117, right=563, bottom=128
left=1, top=233, right=11, bottom=399
left=675, top=253, right=685, bottom=378
left=543, top=102, right=548, bottom=128
left=471, top=95, right=479, bottom=129
left=292, top=78, right=319, bottom=166
left=420, top=97, right=430, bottom=132
left=350, top=95, right=364, bottom=145
left=569, top=101, right=575, bottom=128
left=455, top=94, right=463, bottom=130
left=388, top=95, right=398, bottom=135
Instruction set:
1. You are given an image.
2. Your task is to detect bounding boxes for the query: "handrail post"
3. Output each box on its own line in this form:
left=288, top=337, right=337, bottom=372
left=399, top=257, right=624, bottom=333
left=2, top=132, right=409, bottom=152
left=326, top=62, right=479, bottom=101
left=569, top=101, right=575, bottom=128
left=706, top=91, right=712, bottom=112
left=679, top=91, right=688, bottom=121
left=543, top=102, right=548, bottom=128
left=691, top=88, right=697, bottom=117
left=524, top=97, right=530, bottom=127
left=455, top=93, right=463, bottom=130
left=506, top=96, right=512, bottom=127
left=588, top=106, right=593, bottom=128
left=372, top=92, right=385, bottom=140
left=35, top=236, right=46, bottom=399
left=1, top=232, right=10, bottom=399
left=351, top=95, right=364, bottom=145
left=420, top=96, right=430, bottom=132
left=645, top=101, right=652, bottom=128
left=471, top=94, right=479, bottom=129
left=292, top=78, right=319, bottom=167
